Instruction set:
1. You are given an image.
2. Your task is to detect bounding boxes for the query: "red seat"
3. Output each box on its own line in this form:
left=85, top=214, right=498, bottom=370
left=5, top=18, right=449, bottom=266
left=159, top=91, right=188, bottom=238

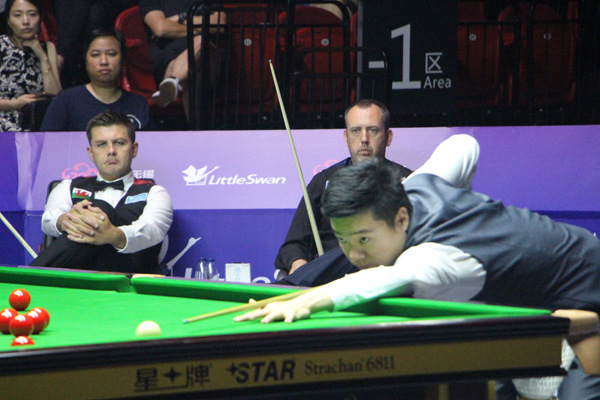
left=498, top=3, right=577, bottom=107
left=223, top=3, right=270, bottom=25
left=38, top=0, right=57, bottom=44
left=456, top=2, right=502, bottom=107
left=278, top=6, right=348, bottom=118
left=458, top=1, right=486, bottom=22
left=222, top=24, right=278, bottom=115
left=39, top=11, right=57, bottom=44
left=114, top=6, right=184, bottom=119
left=222, top=1, right=276, bottom=102
left=115, top=6, right=158, bottom=98
left=187, top=3, right=283, bottom=129
left=350, top=12, right=358, bottom=47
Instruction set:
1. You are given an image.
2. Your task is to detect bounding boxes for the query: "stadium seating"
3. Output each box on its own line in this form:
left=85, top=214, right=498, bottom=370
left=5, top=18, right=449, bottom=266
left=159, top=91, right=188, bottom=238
left=114, top=6, right=185, bottom=129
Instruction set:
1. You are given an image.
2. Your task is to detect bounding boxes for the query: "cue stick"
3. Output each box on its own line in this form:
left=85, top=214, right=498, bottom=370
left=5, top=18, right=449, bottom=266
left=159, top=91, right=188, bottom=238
left=0, top=211, right=37, bottom=258
left=268, top=60, right=324, bottom=257
left=183, top=287, right=317, bottom=324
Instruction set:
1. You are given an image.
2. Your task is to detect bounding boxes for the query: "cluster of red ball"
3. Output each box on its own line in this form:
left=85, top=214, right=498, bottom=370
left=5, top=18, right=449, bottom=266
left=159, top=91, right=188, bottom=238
left=0, top=289, right=50, bottom=346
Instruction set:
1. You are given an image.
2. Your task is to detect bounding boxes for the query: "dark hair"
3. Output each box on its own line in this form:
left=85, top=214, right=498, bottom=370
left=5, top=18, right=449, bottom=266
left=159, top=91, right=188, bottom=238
left=86, top=110, right=135, bottom=143
left=82, top=27, right=126, bottom=59
left=4, top=0, right=43, bottom=35
left=344, top=99, right=391, bottom=132
left=322, top=158, right=412, bottom=227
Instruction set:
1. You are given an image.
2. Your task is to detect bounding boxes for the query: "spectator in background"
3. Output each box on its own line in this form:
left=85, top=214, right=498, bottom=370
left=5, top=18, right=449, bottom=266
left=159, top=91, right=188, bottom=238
left=41, top=28, right=152, bottom=131
left=139, top=0, right=225, bottom=116
left=53, top=0, right=131, bottom=87
left=0, top=0, right=61, bottom=131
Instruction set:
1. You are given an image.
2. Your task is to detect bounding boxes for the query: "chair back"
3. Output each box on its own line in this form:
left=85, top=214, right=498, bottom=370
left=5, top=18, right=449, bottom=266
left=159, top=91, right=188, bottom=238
left=115, top=6, right=157, bottom=98
left=39, top=180, right=62, bottom=252
left=498, top=3, right=577, bottom=106
left=457, top=3, right=502, bottom=107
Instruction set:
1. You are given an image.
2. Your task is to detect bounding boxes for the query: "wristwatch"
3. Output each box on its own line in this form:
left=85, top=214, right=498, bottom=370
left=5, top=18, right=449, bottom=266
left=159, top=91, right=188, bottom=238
left=178, top=11, right=187, bottom=25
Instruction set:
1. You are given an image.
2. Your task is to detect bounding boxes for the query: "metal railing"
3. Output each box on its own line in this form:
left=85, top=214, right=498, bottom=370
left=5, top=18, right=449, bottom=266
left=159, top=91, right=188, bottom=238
left=186, top=0, right=599, bottom=129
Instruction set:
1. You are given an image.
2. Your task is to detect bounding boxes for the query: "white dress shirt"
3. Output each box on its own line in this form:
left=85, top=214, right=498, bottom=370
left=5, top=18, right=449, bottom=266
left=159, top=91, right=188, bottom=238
left=41, top=172, right=173, bottom=254
left=325, top=134, right=487, bottom=310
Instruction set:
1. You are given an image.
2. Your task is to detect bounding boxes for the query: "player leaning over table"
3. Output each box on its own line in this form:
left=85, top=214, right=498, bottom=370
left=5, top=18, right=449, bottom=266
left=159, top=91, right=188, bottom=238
left=237, top=134, right=600, bottom=400
left=30, top=110, right=173, bottom=274
left=275, top=99, right=412, bottom=284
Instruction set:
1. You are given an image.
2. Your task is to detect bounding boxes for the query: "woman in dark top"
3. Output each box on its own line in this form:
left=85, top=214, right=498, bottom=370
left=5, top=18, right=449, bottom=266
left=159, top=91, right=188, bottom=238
left=41, top=28, right=152, bottom=131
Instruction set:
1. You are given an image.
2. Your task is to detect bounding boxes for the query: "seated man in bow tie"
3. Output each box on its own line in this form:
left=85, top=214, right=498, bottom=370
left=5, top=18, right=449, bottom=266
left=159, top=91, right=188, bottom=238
left=30, top=110, right=173, bottom=274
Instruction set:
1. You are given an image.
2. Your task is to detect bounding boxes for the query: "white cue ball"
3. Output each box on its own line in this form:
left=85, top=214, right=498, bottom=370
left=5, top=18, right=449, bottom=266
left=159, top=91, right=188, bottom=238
left=136, top=320, right=162, bottom=337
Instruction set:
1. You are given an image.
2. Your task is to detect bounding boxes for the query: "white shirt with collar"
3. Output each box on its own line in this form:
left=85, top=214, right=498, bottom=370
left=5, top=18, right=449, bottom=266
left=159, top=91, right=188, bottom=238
left=41, top=172, right=173, bottom=254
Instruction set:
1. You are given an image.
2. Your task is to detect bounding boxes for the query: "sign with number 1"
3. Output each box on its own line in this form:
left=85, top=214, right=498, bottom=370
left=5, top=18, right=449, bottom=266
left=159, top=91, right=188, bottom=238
left=360, top=0, right=457, bottom=114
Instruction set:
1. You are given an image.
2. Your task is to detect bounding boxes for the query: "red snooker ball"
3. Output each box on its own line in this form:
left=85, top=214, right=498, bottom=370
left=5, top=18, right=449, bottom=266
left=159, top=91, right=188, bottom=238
left=0, top=308, right=18, bottom=334
left=11, top=336, right=35, bottom=346
left=26, top=310, right=46, bottom=334
left=9, top=314, right=34, bottom=337
left=9, top=289, right=31, bottom=311
left=31, top=307, right=50, bottom=329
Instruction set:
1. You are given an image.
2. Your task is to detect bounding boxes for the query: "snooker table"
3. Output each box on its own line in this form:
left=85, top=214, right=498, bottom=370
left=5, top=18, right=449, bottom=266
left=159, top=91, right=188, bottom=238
left=0, top=266, right=569, bottom=400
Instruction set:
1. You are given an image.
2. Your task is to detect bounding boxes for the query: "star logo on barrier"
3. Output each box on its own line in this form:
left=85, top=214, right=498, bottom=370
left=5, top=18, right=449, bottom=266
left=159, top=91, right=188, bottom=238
left=163, top=367, right=182, bottom=382
left=226, top=362, right=239, bottom=376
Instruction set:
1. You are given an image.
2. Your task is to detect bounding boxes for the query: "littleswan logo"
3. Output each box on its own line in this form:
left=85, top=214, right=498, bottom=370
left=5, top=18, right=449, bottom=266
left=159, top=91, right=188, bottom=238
left=182, top=165, right=220, bottom=185
left=182, top=165, right=286, bottom=186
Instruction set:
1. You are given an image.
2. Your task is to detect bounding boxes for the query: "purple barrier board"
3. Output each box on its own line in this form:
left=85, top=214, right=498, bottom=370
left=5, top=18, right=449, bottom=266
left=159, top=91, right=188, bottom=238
left=19, top=130, right=354, bottom=212
left=0, top=134, right=20, bottom=211
left=2, top=126, right=599, bottom=282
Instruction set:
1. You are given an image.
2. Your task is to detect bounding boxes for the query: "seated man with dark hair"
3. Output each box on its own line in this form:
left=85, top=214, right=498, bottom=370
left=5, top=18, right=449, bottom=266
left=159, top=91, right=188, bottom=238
left=275, top=99, right=412, bottom=286
left=236, top=134, right=600, bottom=400
left=31, top=110, right=172, bottom=274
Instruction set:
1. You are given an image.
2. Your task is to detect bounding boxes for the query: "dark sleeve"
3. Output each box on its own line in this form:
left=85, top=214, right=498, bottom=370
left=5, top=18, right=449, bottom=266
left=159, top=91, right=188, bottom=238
left=40, top=93, right=69, bottom=132
left=388, top=159, right=413, bottom=179
left=275, top=173, right=332, bottom=271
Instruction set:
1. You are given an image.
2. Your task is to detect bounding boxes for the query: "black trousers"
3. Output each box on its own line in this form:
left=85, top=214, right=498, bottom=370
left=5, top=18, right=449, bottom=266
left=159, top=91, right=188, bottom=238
left=30, top=200, right=161, bottom=274
left=30, top=234, right=154, bottom=273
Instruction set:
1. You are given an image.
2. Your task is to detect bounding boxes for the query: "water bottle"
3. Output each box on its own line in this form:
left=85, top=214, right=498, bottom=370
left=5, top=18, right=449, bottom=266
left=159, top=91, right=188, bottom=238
left=207, top=258, right=219, bottom=280
left=195, top=258, right=207, bottom=279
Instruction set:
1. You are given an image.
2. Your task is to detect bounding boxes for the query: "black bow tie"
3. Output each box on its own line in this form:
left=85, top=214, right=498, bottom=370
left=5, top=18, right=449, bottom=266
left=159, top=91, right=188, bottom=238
left=94, top=180, right=124, bottom=191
